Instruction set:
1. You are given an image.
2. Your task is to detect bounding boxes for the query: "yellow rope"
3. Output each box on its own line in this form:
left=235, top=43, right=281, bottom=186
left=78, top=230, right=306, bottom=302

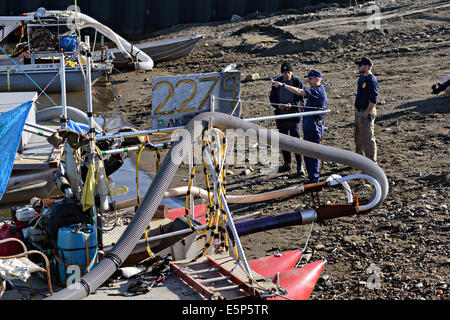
left=144, top=224, right=156, bottom=259
left=185, top=130, right=214, bottom=235
left=135, top=144, right=146, bottom=207
left=187, top=127, right=238, bottom=262
left=135, top=143, right=165, bottom=260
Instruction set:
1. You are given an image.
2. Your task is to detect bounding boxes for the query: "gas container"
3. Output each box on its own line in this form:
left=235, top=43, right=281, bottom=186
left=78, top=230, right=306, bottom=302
left=16, top=205, right=37, bottom=222
left=0, top=224, right=24, bottom=256
left=57, top=224, right=98, bottom=284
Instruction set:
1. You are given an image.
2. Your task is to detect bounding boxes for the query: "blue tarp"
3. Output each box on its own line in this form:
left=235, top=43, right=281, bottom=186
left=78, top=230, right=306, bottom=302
left=67, top=119, right=87, bottom=134
left=0, top=101, right=32, bottom=200
left=67, top=119, right=100, bottom=135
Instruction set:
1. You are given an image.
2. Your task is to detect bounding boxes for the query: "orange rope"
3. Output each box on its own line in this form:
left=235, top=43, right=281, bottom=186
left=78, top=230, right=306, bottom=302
left=84, top=232, right=90, bottom=272
left=54, top=226, right=97, bottom=273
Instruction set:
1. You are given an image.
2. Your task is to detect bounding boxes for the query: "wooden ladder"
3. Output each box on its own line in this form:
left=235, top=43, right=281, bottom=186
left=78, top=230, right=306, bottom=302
left=171, top=255, right=265, bottom=300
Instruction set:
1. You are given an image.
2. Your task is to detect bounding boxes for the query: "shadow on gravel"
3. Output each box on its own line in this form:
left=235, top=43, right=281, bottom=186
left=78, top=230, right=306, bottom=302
left=376, top=95, right=450, bottom=123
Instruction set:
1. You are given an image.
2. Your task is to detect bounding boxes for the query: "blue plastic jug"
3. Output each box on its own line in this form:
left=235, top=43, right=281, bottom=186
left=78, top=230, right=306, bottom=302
left=57, top=224, right=98, bottom=285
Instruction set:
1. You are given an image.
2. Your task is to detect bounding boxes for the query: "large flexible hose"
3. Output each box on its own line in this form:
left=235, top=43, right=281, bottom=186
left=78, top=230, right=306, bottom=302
left=36, top=106, right=103, bottom=132
left=46, top=112, right=388, bottom=300
left=115, top=185, right=305, bottom=209
left=46, top=10, right=154, bottom=71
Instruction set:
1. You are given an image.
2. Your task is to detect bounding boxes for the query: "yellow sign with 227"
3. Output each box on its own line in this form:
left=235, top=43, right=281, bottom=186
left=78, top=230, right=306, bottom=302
left=151, top=72, right=241, bottom=129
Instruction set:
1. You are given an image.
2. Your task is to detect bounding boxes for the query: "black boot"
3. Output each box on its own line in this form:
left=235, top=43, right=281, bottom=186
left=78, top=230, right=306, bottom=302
left=277, top=164, right=291, bottom=173
left=297, top=165, right=305, bottom=177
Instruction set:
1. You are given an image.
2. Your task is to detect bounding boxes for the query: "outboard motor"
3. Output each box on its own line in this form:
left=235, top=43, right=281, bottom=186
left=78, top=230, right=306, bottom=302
left=38, top=198, right=92, bottom=244
left=53, top=171, right=73, bottom=199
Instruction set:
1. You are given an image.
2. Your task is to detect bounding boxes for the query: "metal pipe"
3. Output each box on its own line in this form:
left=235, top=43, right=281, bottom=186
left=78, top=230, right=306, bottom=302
left=326, top=174, right=382, bottom=211
left=326, top=174, right=353, bottom=203
left=23, top=126, right=52, bottom=137
left=25, top=122, right=57, bottom=133
left=85, top=36, right=95, bottom=153
left=96, top=110, right=329, bottom=142
left=6, top=168, right=57, bottom=191
left=102, top=211, right=260, bottom=252
left=232, top=209, right=317, bottom=237
left=96, top=127, right=180, bottom=141
left=100, top=142, right=172, bottom=155
left=60, top=51, right=67, bottom=129
left=0, top=16, right=34, bottom=22
left=85, top=36, right=99, bottom=245
left=244, top=109, right=330, bottom=122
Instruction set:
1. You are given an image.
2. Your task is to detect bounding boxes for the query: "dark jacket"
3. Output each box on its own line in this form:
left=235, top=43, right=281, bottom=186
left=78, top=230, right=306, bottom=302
left=269, top=75, right=306, bottom=116
left=355, top=74, right=379, bottom=110
left=302, top=84, right=327, bottom=132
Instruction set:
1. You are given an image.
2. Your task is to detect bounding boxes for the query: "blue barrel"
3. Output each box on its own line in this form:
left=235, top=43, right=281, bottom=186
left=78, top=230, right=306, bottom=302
left=57, top=224, right=98, bottom=284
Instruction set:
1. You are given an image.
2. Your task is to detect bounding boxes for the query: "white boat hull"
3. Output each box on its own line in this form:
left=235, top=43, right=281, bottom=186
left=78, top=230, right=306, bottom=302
left=0, top=66, right=104, bottom=93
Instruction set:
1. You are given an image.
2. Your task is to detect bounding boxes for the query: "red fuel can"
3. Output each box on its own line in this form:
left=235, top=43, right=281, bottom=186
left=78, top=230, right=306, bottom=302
left=0, top=224, right=24, bottom=256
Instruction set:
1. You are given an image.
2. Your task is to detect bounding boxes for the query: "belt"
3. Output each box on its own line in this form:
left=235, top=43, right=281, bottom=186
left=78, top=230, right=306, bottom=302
left=355, top=107, right=366, bottom=112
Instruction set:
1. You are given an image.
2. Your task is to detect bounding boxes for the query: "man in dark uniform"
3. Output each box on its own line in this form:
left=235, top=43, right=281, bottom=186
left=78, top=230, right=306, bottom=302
left=354, top=57, right=379, bottom=163
left=269, top=61, right=306, bottom=177
left=273, top=69, right=327, bottom=183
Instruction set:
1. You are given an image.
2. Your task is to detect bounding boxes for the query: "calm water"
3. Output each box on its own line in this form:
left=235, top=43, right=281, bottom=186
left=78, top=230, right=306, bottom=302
left=1, top=79, right=181, bottom=219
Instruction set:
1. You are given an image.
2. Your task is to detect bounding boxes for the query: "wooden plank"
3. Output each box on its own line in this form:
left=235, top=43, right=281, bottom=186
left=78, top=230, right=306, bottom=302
left=13, top=120, right=61, bottom=170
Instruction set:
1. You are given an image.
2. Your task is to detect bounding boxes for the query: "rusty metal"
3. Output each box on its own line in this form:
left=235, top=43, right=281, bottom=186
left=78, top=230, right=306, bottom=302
left=206, top=255, right=260, bottom=298
left=302, top=181, right=328, bottom=193
left=112, top=60, right=135, bottom=71
left=170, top=261, right=215, bottom=299
left=315, top=197, right=370, bottom=222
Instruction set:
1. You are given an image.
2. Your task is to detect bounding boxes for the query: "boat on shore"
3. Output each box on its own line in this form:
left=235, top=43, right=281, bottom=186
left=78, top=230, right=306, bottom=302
left=0, top=10, right=112, bottom=93
left=100, top=34, right=203, bottom=66
left=0, top=56, right=107, bottom=93
left=129, top=34, right=203, bottom=63
left=0, top=7, right=156, bottom=93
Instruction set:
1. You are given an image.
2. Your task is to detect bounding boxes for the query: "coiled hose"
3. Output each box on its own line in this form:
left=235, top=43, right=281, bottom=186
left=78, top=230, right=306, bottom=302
left=46, top=112, right=388, bottom=299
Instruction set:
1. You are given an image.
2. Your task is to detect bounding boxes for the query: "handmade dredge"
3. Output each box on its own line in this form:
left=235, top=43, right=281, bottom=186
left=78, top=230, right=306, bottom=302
left=0, top=8, right=114, bottom=93
left=0, top=6, right=203, bottom=94
left=0, top=43, right=388, bottom=301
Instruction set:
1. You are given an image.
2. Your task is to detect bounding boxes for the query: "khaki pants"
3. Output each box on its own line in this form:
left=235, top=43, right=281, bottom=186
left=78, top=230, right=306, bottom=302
left=354, top=109, right=377, bottom=163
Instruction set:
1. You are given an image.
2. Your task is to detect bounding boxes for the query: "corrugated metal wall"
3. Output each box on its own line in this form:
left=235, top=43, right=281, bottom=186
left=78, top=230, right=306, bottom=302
left=1, top=0, right=316, bottom=35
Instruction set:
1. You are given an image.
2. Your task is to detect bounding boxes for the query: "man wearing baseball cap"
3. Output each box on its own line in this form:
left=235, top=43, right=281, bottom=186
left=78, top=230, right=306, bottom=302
left=273, top=69, right=328, bottom=183
left=269, top=61, right=306, bottom=177
left=354, top=57, right=378, bottom=163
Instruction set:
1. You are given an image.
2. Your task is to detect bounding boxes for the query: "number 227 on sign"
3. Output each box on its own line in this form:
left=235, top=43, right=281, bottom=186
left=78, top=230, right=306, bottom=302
left=151, top=72, right=241, bottom=128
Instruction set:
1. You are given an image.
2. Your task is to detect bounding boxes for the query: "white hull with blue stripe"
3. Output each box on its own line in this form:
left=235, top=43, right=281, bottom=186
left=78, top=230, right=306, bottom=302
left=0, top=63, right=106, bottom=93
